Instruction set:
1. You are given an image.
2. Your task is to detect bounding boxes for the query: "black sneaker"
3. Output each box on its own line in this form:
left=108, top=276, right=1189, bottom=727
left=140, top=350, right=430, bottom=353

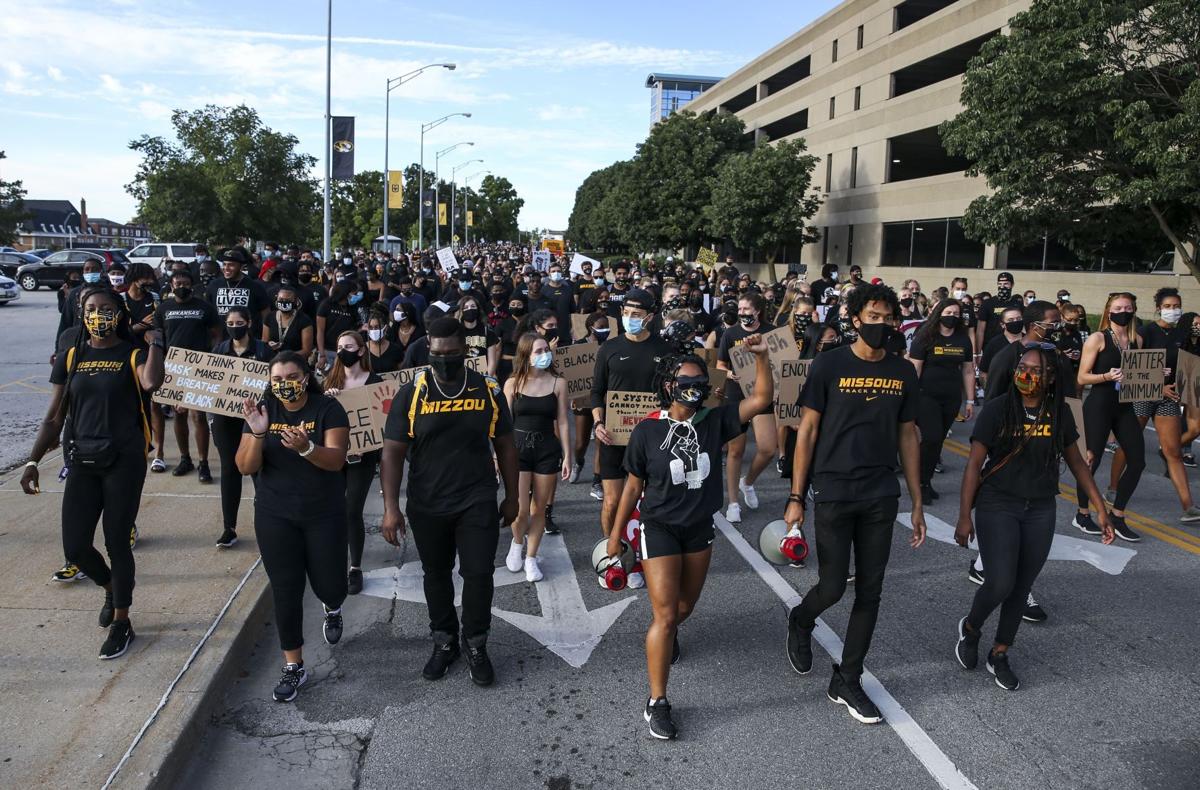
left=569, top=462, right=582, bottom=483
left=215, top=528, right=238, bottom=549
left=197, top=460, right=213, bottom=484
left=920, top=484, right=939, bottom=502
left=955, top=617, right=979, bottom=670
left=934, top=461, right=945, bottom=474
left=347, top=568, right=363, bottom=595
left=463, top=634, right=495, bottom=686
left=967, top=560, right=984, bottom=585
left=272, top=662, right=307, bottom=702
left=1022, top=592, right=1048, bottom=623
left=544, top=505, right=560, bottom=535
left=99, top=590, right=115, bottom=629
left=987, top=650, right=1020, bottom=690
left=827, top=664, right=882, bottom=724
left=98, top=619, right=134, bottom=660
left=1110, top=513, right=1140, bottom=542
left=1183, top=452, right=1196, bottom=469
left=172, top=457, right=195, bottom=477
left=671, top=634, right=681, bottom=665
left=1072, top=512, right=1101, bottom=535
left=322, top=606, right=343, bottom=645
left=423, top=633, right=460, bottom=680
left=786, top=611, right=813, bottom=675
left=644, top=697, right=678, bottom=740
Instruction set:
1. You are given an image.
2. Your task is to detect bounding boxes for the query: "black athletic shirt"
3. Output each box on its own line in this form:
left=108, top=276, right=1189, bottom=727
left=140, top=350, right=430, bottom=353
left=245, top=393, right=349, bottom=517
left=463, top=323, right=499, bottom=359
left=625, top=404, right=744, bottom=528
left=909, top=328, right=971, bottom=397
left=971, top=396, right=1078, bottom=500
left=590, top=333, right=674, bottom=410
left=51, top=341, right=148, bottom=455
left=980, top=332, right=1015, bottom=376
left=156, top=296, right=220, bottom=352
left=1138, top=322, right=1187, bottom=385
left=980, top=295, right=1024, bottom=345
left=717, top=323, right=762, bottom=402
left=801, top=345, right=919, bottom=503
left=264, top=310, right=313, bottom=353
left=205, top=276, right=269, bottom=332
left=124, top=291, right=158, bottom=350
left=317, top=299, right=358, bottom=349
left=384, top=369, right=513, bottom=515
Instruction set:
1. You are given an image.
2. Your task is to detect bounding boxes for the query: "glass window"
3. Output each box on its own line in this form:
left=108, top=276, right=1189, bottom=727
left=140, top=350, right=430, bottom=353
left=882, top=222, right=913, bottom=267
left=850, top=147, right=858, bottom=188
left=945, top=220, right=984, bottom=268
left=832, top=39, right=839, bottom=62
left=824, top=153, right=833, bottom=193
left=911, top=219, right=948, bottom=267
left=854, top=86, right=861, bottom=110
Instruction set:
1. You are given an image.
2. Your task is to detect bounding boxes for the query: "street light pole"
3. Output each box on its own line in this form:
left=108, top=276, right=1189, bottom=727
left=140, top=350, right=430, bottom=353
left=463, top=170, right=489, bottom=245
left=64, top=211, right=78, bottom=249
left=450, top=158, right=482, bottom=248
left=434, top=141, right=474, bottom=248
left=418, top=112, right=471, bottom=252
left=322, top=0, right=332, bottom=265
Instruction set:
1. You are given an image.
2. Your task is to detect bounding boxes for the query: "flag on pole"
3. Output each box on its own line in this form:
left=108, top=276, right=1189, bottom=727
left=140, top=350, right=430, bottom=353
left=331, top=117, right=355, bottom=180
left=387, top=170, right=403, bottom=208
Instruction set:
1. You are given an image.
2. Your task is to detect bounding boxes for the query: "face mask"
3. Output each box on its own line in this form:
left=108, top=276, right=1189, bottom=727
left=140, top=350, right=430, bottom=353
left=531, top=351, right=554, bottom=370
left=1013, top=370, right=1042, bottom=397
left=856, top=321, right=894, bottom=350
left=1161, top=308, right=1183, bottom=325
left=509, top=305, right=526, bottom=317
left=367, top=328, right=385, bottom=342
left=458, top=280, right=473, bottom=291
left=1065, top=321, right=1079, bottom=330
left=1005, top=319, right=1025, bottom=335
left=594, top=327, right=610, bottom=341
left=1108, top=311, right=1134, bottom=327
left=793, top=314, right=813, bottom=334
left=109, top=275, right=125, bottom=287
left=940, top=315, right=960, bottom=329
left=227, top=325, right=249, bottom=340
left=838, top=318, right=854, bottom=334
left=272, top=378, right=306, bottom=402
left=829, top=271, right=839, bottom=282
left=347, top=292, right=363, bottom=306
left=738, top=314, right=756, bottom=328
left=337, top=348, right=361, bottom=368
left=461, top=308, right=480, bottom=323
left=549, top=271, right=563, bottom=283
left=900, top=297, right=914, bottom=309
left=81, top=271, right=102, bottom=284
left=276, top=300, right=294, bottom=313
left=594, top=278, right=605, bottom=286
left=1025, top=296, right=1036, bottom=306
left=671, top=375, right=711, bottom=408
left=953, top=289, right=967, bottom=300
left=429, top=353, right=465, bottom=381
left=997, top=286, right=1012, bottom=299
left=84, top=308, right=117, bottom=339
left=1059, top=294, right=1071, bottom=302
left=1191, top=325, right=1200, bottom=338
left=393, top=310, right=406, bottom=323
left=623, top=316, right=645, bottom=335
left=174, top=286, right=193, bottom=301
left=298, top=273, right=313, bottom=284
left=491, top=293, right=505, bottom=304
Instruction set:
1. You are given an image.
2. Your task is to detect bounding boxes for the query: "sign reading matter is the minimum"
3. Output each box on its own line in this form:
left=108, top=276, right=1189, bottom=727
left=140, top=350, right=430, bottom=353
left=1118, top=349, right=1165, bottom=403
left=153, top=347, right=269, bottom=418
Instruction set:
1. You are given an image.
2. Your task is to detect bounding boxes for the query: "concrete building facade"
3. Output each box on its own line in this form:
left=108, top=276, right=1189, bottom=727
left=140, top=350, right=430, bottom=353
left=686, top=0, right=1197, bottom=307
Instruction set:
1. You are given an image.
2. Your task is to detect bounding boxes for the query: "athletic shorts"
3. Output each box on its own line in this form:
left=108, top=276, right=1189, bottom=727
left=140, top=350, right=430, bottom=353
left=1133, top=399, right=1181, bottom=419
left=599, top=443, right=627, bottom=480
left=639, top=519, right=715, bottom=559
left=516, top=429, right=562, bottom=475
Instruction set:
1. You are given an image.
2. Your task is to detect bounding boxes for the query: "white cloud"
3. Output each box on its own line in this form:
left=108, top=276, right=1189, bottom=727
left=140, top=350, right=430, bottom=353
left=537, top=104, right=588, bottom=122
left=136, top=100, right=171, bottom=121
left=47, top=65, right=65, bottom=81
left=99, top=73, right=123, bottom=93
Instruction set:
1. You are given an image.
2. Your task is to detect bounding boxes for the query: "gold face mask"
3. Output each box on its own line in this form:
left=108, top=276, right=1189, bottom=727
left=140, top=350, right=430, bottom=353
left=84, top=307, right=117, bottom=339
left=272, top=378, right=306, bottom=403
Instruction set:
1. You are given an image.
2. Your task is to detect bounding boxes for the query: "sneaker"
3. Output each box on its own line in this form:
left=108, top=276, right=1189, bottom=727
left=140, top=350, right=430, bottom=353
left=1180, top=506, right=1200, bottom=524
left=197, top=460, right=213, bottom=484
left=544, top=506, right=560, bottom=535
left=569, top=462, right=582, bottom=484
left=967, top=560, right=984, bottom=586
left=322, top=606, right=343, bottom=645
left=827, top=665, right=882, bottom=724
left=739, top=477, right=759, bottom=509
left=590, top=482, right=604, bottom=501
left=671, top=634, right=681, bottom=665
left=920, top=484, right=939, bottom=503
left=1183, top=453, right=1196, bottom=469
left=1022, top=592, right=1047, bottom=623
left=422, top=633, right=460, bottom=680
left=52, top=563, right=86, bottom=583
left=726, top=503, right=742, bottom=524
left=1103, top=489, right=1117, bottom=506
left=99, top=590, right=115, bottom=629
left=1073, top=512, right=1101, bottom=535
left=347, top=567, right=363, bottom=595
left=129, top=525, right=138, bottom=550
left=955, top=617, right=979, bottom=670
left=934, top=461, right=944, bottom=474
left=98, top=619, right=134, bottom=660
left=644, top=697, right=678, bottom=740
left=150, top=458, right=167, bottom=473
left=505, top=539, right=524, bottom=572
left=1110, top=513, right=1140, bottom=542
left=846, top=574, right=856, bottom=584
left=462, top=634, right=495, bottom=686
left=1105, top=441, right=1118, bottom=454
left=272, top=662, right=307, bottom=702
left=786, top=613, right=813, bottom=674
left=216, top=528, right=238, bottom=549
left=172, top=457, right=195, bottom=477
left=987, top=650, right=1020, bottom=690
left=524, top=556, right=543, bottom=583
left=776, top=457, right=785, bottom=476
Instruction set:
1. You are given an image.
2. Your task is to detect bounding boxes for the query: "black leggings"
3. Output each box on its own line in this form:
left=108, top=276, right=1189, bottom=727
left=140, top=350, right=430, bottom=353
left=968, top=493, right=1055, bottom=646
left=917, top=389, right=960, bottom=485
left=345, top=453, right=379, bottom=568
left=1079, top=395, right=1144, bottom=510
left=255, top=507, right=348, bottom=651
left=62, top=450, right=146, bottom=609
left=408, top=499, right=499, bottom=640
left=210, top=415, right=248, bottom=530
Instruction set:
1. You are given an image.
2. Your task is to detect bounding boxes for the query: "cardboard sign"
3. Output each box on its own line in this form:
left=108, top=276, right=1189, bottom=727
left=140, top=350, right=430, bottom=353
left=570, top=253, right=599, bottom=277
left=1066, top=397, right=1087, bottom=459
left=1177, top=349, right=1200, bottom=407
left=465, top=354, right=488, bottom=373
left=335, top=380, right=398, bottom=455
left=726, top=325, right=800, bottom=398
left=704, top=368, right=727, bottom=408
left=555, top=341, right=599, bottom=405
left=1118, top=349, right=1165, bottom=403
left=604, top=391, right=659, bottom=446
left=378, top=365, right=429, bottom=386
left=774, top=358, right=812, bottom=426
left=532, top=250, right=551, bottom=272
left=435, top=247, right=457, bottom=272
left=153, top=347, right=270, bottom=418
left=698, top=347, right=719, bottom=369
left=570, top=312, right=589, bottom=340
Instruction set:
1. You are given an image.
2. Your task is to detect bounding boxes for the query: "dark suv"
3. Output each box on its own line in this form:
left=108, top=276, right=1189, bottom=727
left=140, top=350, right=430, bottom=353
left=0, top=251, right=41, bottom=278
left=15, top=248, right=130, bottom=290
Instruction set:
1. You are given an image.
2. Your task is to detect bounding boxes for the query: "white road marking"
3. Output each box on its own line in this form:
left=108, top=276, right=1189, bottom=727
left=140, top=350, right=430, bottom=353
left=714, top=513, right=979, bottom=790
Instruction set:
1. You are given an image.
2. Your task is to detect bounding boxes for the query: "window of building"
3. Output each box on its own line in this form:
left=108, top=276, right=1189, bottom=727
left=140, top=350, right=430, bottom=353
left=847, top=225, right=855, bottom=265
left=760, top=108, right=809, bottom=141
left=850, top=147, right=858, bottom=188
left=722, top=85, right=757, bottom=114
left=825, top=153, right=833, bottom=193
left=890, top=32, right=998, bottom=97
left=886, top=126, right=970, bottom=182
left=822, top=228, right=830, bottom=264
left=880, top=218, right=983, bottom=268
left=857, top=25, right=865, bottom=50
left=854, top=86, right=861, bottom=110
left=829, top=96, right=836, bottom=120
left=894, top=0, right=960, bottom=32
left=832, top=39, right=839, bottom=63
left=763, top=55, right=811, bottom=95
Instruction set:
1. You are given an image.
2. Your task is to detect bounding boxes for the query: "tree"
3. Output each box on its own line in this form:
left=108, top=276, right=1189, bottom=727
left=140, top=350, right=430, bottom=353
left=472, top=175, right=524, bottom=242
left=706, top=140, right=822, bottom=263
left=331, top=170, right=384, bottom=250
left=941, top=0, right=1200, bottom=279
left=0, top=151, right=29, bottom=246
left=567, top=161, right=632, bottom=252
left=127, top=105, right=319, bottom=245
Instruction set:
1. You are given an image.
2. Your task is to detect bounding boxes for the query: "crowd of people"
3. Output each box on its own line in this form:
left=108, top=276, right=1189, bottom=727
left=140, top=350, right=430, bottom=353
left=21, top=240, right=1199, bottom=738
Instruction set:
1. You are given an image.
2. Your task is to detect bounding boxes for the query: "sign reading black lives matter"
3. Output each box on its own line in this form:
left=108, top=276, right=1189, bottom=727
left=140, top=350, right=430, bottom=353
left=153, top=347, right=270, bottom=418
left=1118, top=349, right=1165, bottom=403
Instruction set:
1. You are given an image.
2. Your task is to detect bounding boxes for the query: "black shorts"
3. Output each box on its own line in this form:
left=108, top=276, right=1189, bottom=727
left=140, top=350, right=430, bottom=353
left=599, top=442, right=627, bottom=480
left=639, top=519, right=715, bottom=559
left=516, top=429, right=562, bottom=475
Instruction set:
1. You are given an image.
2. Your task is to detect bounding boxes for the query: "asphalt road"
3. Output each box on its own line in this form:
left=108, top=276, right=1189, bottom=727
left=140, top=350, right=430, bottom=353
left=0, top=289, right=61, bottom=471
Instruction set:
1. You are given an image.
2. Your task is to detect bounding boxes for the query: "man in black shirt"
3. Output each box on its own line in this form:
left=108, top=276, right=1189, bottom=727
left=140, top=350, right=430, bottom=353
left=809, top=263, right=840, bottom=309
left=985, top=301, right=1071, bottom=401
left=542, top=260, right=576, bottom=345
left=294, top=260, right=327, bottom=323
left=976, top=271, right=1023, bottom=352
left=206, top=248, right=270, bottom=335
left=783, top=283, right=926, bottom=726
left=381, top=318, right=518, bottom=687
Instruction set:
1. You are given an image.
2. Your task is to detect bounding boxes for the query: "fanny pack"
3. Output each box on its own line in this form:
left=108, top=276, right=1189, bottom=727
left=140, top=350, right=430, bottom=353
left=65, top=437, right=118, bottom=470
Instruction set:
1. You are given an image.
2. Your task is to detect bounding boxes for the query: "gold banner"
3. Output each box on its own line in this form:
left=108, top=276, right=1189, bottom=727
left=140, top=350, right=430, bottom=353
left=387, top=170, right=403, bottom=209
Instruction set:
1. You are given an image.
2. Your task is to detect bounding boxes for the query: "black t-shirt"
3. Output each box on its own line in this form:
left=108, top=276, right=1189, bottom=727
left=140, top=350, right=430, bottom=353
left=688, top=308, right=714, bottom=336
left=264, top=310, right=313, bottom=353
left=1138, top=322, right=1187, bottom=385
left=959, top=299, right=977, bottom=331
left=625, top=405, right=745, bottom=528
left=971, top=397, right=1078, bottom=500
left=980, top=332, right=1014, bottom=375
left=463, top=324, right=499, bottom=359
left=51, top=341, right=149, bottom=455
left=156, top=296, right=220, bottom=352
left=984, top=340, right=1078, bottom=401
left=317, top=299, right=357, bottom=349
left=400, top=335, right=431, bottom=369
left=810, top=279, right=839, bottom=306
left=590, top=333, right=674, bottom=410
left=297, top=281, right=328, bottom=321
left=384, top=369, right=513, bottom=515
left=369, top=341, right=406, bottom=373
left=245, top=393, right=349, bottom=516
left=717, top=323, right=762, bottom=401
left=909, top=328, right=971, bottom=396
left=801, top=345, right=919, bottom=503
left=980, top=295, right=1023, bottom=344
left=206, top=276, right=269, bottom=332
left=124, top=291, right=159, bottom=350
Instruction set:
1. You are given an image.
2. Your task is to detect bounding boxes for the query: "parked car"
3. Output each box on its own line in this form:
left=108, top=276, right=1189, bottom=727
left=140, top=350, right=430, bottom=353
left=14, top=248, right=127, bottom=290
left=127, top=242, right=197, bottom=272
left=0, top=251, right=42, bottom=278
left=25, top=249, right=54, bottom=259
left=0, top=273, right=20, bottom=304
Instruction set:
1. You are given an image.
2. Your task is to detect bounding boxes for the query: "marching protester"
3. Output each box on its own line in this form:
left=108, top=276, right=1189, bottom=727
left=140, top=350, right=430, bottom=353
left=263, top=284, right=314, bottom=357
left=570, top=311, right=611, bottom=496
left=23, top=286, right=164, bottom=659
left=456, top=293, right=500, bottom=377
left=317, top=279, right=364, bottom=371
left=380, top=318, right=519, bottom=686
left=364, top=306, right=406, bottom=374
left=206, top=248, right=270, bottom=335
left=236, top=352, right=350, bottom=702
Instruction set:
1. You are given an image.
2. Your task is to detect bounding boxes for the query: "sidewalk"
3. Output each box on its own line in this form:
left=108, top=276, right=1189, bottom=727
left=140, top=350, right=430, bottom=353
left=0, top=449, right=269, bottom=789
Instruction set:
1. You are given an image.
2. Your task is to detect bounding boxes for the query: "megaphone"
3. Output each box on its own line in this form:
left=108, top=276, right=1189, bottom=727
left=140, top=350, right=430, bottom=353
left=759, top=520, right=809, bottom=567
left=592, top=538, right=629, bottom=590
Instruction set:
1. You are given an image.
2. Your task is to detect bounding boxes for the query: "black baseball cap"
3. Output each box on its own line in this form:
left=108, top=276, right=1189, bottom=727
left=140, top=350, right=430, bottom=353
left=221, top=248, right=247, bottom=264
left=624, top=288, right=656, bottom=311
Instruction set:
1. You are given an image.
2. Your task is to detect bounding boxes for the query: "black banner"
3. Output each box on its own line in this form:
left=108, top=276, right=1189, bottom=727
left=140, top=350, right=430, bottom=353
left=331, top=116, right=355, bottom=180
left=421, top=189, right=436, bottom=220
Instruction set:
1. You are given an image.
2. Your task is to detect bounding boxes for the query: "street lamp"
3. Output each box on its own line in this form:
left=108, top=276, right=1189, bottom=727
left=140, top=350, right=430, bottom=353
left=382, top=63, right=456, bottom=249
left=418, top=112, right=471, bottom=251
left=462, top=170, right=490, bottom=245
left=434, top=142, right=474, bottom=247
left=64, top=210, right=78, bottom=250
left=449, top=159, right=483, bottom=248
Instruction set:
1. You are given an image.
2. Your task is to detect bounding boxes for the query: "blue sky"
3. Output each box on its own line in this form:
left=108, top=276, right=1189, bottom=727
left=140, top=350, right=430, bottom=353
left=1, top=0, right=838, bottom=234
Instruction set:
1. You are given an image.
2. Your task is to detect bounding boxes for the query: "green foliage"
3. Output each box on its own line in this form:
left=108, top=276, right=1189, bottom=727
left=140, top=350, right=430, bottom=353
left=941, top=0, right=1200, bottom=277
left=0, top=151, right=29, bottom=246
left=471, top=175, right=524, bottom=242
left=331, top=170, right=384, bottom=250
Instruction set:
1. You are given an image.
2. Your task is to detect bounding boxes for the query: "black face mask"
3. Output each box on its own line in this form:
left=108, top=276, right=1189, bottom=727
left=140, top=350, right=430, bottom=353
left=298, top=273, right=313, bottom=284
left=491, top=293, right=505, bottom=304
left=793, top=314, right=813, bottom=335
left=276, top=300, right=295, bottom=313
left=174, top=286, right=193, bottom=301
left=939, top=315, right=960, bottom=329
left=1108, top=311, right=1134, bottom=327
left=900, top=297, right=914, bottom=309
left=594, top=327, right=610, bottom=342
left=227, top=325, right=249, bottom=341
left=996, top=286, right=1012, bottom=300
left=509, top=305, right=526, bottom=317
left=738, top=314, right=756, bottom=328
left=856, top=322, right=894, bottom=350
left=429, top=353, right=465, bottom=381
left=672, top=375, right=710, bottom=408
left=337, top=348, right=361, bottom=368
left=461, top=308, right=480, bottom=324
left=1005, top=319, right=1025, bottom=335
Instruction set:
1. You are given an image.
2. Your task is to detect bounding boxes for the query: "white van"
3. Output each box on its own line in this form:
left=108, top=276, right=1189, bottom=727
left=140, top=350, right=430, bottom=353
left=127, top=242, right=199, bottom=272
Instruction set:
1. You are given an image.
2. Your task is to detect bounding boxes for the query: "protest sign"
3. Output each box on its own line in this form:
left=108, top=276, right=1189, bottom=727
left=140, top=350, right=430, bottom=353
left=704, top=368, right=727, bottom=408
left=435, top=247, right=457, bottom=272
left=465, top=354, right=488, bottom=373
left=726, top=325, right=800, bottom=398
left=570, top=312, right=589, bottom=340
left=378, top=366, right=429, bottom=387
left=604, top=391, right=659, bottom=446
left=335, top=380, right=398, bottom=455
left=153, top=347, right=269, bottom=418
left=1176, top=349, right=1200, bottom=407
left=555, top=341, right=598, bottom=405
left=774, top=358, right=812, bottom=426
left=1066, top=397, right=1087, bottom=459
left=1118, top=349, right=1165, bottom=403
left=570, top=253, right=599, bottom=277
left=532, top=250, right=551, bottom=272
left=696, top=247, right=718, bottom=275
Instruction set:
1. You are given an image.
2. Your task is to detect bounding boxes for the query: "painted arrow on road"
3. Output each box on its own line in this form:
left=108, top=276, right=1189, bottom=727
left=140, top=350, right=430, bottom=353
left=360, top=558, right=527, bottom=606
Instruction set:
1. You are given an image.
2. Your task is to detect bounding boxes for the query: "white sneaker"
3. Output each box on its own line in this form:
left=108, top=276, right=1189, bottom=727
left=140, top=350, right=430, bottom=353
left=524, top=556, right=543, bottom=582
left=505, top=539, right=524, bottom=572
left=726, top=503, right=742, bottom=523
left=739, top=477, right=759, bottom=509
left=627, top=570, right=645, bottom=589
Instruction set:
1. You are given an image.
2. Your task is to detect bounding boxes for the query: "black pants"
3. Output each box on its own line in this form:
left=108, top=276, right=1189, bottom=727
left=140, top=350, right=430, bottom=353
left=62, top=450, right=146, bottom=610
left=1079, top=395, right=1144, bottom=510
left=408, top=499, right=499, bottom=640
left=790, top=496, right=899, bottom=677
left=917, top=389, right=960, bottom=485
left=256, top=507, right=348, bottom=651
left=968, top=493, right=1055, bottom=646
left=210, top=415, right=249, bottom=530
left=345, top=453, right=379, bottom=568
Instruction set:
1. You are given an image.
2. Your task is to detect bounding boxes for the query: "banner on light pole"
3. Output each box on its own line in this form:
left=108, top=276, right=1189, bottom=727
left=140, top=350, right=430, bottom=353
left=387, top=170, right=403, bottom=209
left=331, top=116, right=355, bottom=180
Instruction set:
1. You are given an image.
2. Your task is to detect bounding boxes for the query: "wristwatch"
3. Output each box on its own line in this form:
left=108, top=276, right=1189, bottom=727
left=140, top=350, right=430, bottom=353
left=299, top=440, right=316, bottom=457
